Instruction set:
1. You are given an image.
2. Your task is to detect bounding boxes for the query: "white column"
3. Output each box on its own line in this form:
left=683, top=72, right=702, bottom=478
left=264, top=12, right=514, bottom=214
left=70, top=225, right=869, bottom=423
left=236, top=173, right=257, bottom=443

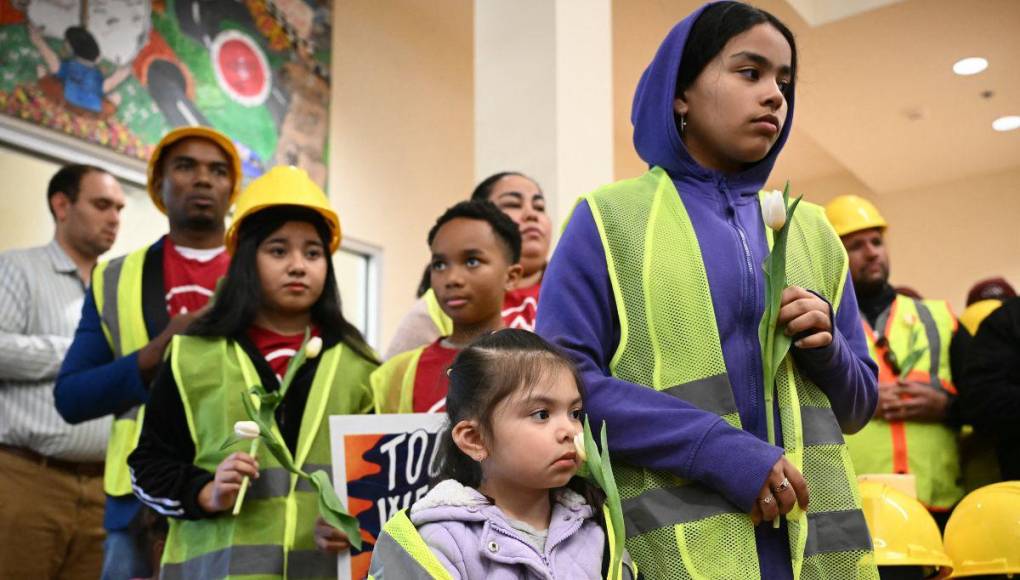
left=474, top=0, right=613, bottom=230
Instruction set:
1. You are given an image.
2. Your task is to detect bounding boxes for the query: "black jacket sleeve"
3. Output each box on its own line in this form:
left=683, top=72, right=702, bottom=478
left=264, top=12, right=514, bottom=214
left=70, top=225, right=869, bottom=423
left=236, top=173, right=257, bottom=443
left=959, top=299, right=1020, bottom=437
left=128, top=354, right=214, bottom=520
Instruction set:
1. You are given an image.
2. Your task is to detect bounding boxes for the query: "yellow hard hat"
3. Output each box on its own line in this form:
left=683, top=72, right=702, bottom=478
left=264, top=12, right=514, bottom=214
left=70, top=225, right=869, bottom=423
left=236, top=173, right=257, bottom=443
left=225, top=165, right=340, bottom=255
left=824, top=195, right=888, bottom=237
left=944, top=482, right=1020, bottom=577
left=147, top=126, right=243, bottom=214
left=858, top=481, right=953, bottom=578
left=958, top=299, right=1002, bottom=336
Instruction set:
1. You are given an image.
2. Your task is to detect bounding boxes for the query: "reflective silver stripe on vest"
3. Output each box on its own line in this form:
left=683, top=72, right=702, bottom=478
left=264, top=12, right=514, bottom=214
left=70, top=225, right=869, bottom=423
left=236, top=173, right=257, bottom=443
left=161, top=544, right=284, bottom=579
left=287, top=548, right=337, bottom=579
left=368, top=533, right=433, bottom=579
left=912, top=300, right=944, bottom=391
left=247, top=465, right=333, bottom=500
left=622, top=483, right=737, bottom=537
left=101, top=256, right=127, bottom=357
left=801, top=406, right=845, bottom=446
left=116, top=405, right=140, bottom=421
left=248, top=467, right=293, bottom=500
left=664, top=373, right=739, bottom=416
left=622, top=551, right=637, bottom=580
left=297, top=465, right=332, bottom=493
left=803, top=509, right=872, bottom=557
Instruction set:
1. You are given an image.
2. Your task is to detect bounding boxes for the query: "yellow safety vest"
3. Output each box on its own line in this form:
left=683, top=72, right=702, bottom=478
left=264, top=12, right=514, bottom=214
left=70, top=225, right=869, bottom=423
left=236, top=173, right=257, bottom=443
left=92, top=246, right=151, bottom=496
left=367, top=508, right=638, bottom=580
left=370, top=346, right=426, bottom=414
left=846, top=294, right=963, bottom=510
left=160, top=334, right=376, bottom=579
left=585, top=167, right=877, bottom=579
left=422, top=290, right=455, bottom=338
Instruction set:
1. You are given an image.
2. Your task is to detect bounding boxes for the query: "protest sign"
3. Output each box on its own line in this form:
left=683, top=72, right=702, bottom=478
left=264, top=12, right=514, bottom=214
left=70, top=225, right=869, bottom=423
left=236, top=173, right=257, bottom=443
left=329, top=413, right=448, bottom=580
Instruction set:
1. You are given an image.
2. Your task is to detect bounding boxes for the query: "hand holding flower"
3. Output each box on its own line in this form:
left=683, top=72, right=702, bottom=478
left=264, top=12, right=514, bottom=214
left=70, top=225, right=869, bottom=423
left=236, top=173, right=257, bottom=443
left=314, top=516, right=352, bottom=554
left=199, top=452, right=260, bottom=513
left=777, top=286, right=833, bottom=349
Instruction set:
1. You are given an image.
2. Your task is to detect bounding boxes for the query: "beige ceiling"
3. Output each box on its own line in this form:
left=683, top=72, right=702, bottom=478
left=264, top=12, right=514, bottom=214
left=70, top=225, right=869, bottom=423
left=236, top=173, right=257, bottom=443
left=613, top=0, right=1020, bottom=195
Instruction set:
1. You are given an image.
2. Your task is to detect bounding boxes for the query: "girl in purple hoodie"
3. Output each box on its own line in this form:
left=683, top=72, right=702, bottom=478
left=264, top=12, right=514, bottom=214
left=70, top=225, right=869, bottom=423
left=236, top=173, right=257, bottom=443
left=368, top=329, right=637, bottom=579
left=537, top=2, right=878, bottom=579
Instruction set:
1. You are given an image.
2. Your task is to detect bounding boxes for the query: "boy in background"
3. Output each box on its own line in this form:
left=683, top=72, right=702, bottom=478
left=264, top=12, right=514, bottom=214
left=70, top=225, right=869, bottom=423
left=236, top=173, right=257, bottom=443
left=372, top=201, right=522, bottom=413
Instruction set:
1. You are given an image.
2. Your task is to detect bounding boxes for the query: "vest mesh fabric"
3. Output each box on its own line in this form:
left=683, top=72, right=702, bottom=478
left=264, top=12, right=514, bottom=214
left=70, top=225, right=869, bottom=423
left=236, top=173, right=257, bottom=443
left=370, top=346, right=425, bottom=414
left=93, top=246, right=150, bottom=496
left=585, top=167, right=877, bottom=580
left=162, top=335, right=373, bottom=579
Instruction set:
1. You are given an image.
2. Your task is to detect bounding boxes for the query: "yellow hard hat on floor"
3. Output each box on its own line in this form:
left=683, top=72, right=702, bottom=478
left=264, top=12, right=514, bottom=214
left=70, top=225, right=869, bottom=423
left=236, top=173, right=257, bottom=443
left=147, top=126, right=243, bottom=214
left=824, top=195, right=888, bottom=237
left=858, top=481, right=953, bottom=578
left=944, top=482, right=1020, bottom=577
left=225, top=165, right=340, bottom=255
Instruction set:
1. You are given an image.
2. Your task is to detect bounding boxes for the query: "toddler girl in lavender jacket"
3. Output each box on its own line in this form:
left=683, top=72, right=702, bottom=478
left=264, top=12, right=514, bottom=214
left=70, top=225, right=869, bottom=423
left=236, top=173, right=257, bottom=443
left=368, top=329, right=637, bottom=579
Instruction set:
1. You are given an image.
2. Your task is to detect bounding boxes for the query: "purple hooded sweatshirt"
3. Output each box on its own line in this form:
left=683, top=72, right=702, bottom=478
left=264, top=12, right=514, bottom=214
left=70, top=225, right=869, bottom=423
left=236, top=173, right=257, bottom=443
left=410, top=480, right=605, bottom=579
left=535, top=3, right=878, bottom=578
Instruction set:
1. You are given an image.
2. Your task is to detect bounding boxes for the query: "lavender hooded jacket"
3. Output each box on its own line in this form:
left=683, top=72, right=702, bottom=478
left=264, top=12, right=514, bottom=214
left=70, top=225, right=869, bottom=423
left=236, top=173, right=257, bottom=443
left=408, top=480, right=606, bottom=579
left=535, top=3, right=878, bottom=578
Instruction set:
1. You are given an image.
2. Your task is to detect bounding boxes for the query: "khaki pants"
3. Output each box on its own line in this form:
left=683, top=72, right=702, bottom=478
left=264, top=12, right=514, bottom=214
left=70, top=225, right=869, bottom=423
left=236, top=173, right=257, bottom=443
left=0, top=447, right=105, bottom=579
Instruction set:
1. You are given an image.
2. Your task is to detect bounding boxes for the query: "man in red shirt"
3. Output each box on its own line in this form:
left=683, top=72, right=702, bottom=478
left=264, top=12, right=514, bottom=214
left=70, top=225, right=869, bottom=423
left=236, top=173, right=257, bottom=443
left=55, top=126, right=241, bottom=580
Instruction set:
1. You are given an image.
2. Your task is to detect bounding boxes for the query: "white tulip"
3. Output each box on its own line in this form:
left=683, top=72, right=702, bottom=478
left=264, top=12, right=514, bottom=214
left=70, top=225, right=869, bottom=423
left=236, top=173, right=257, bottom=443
left=762, top=190, right=787, bottom=231
left=573, top=431, right=587, bottom=462
left=234, top=420, right=260, bottom=440
left=304, top=336, right=323, bottom=359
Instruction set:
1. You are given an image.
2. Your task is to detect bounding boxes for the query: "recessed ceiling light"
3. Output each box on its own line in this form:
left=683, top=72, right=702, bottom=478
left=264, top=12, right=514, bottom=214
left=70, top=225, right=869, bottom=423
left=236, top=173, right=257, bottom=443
left=953, top=57, right=988, bottom=76
left=992, top=116, right=1020, bottom=132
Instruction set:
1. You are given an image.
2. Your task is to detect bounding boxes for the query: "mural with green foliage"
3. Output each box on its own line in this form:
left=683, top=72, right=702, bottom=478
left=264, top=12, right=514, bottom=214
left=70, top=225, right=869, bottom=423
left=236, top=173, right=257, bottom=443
left=0, top=0, right=332, bottom=186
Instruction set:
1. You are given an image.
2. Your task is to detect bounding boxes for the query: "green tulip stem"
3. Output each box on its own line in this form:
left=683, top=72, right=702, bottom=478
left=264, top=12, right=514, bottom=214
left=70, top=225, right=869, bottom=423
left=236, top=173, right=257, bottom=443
left=232, top=438, right=260, bottom=516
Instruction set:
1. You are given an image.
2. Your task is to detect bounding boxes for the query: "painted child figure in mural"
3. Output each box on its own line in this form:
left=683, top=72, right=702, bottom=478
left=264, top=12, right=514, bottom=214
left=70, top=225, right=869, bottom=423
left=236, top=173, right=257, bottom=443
left=28, top=23, right=130, bottom=117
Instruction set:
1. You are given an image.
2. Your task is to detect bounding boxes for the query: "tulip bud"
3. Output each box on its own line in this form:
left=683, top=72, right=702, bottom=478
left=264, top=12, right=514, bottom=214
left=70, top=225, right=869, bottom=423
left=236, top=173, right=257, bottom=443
left=304, top=336, right=323, bottom=359
left=234, top=420, right=260, bottom=440
left=573, top=431, right=587, bottom=462
left=762, top=190, right=786, bottom=231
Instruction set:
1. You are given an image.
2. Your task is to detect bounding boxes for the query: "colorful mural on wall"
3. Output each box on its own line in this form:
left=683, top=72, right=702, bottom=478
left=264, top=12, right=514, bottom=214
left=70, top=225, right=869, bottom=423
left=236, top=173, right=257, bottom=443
left=0, top=0, right=331, bottom=185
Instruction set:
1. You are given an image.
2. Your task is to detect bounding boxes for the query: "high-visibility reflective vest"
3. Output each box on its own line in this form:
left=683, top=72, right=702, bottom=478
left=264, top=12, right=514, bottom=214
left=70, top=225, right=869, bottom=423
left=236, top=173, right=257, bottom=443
left=585, top=167, right=877, bottom=580
left=370, top=346, right=426, bottom=414
left=367, top=508, right=638, bottom=580
left=159, top=334, right=375, bottom=579
left=92, top=246, right=152, bottom=496
left=846, top=294, right=963, bottom=510
left=422, top=290, right=455, bottom=338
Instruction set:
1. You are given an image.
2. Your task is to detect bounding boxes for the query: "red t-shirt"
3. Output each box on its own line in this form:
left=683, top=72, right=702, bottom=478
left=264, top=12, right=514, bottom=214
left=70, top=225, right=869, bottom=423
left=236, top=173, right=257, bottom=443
left=246, top=325, right=321, bottom=381
left=412, top=339, right=459, bottom=413
left=162, top=237, right=230, bottom=317
left=502, top=282, right=541, bottom=332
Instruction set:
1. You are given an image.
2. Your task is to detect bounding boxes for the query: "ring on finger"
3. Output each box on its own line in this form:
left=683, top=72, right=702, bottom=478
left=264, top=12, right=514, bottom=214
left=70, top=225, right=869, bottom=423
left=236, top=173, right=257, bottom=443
left=774, top=478, right=791, bottom=493
left=760, top=494, right=774, bottom=505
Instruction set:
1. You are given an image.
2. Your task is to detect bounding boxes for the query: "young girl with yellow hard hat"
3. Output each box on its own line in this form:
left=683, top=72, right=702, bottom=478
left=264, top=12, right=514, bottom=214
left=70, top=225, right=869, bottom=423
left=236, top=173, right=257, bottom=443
left=129, top=166, right=377, bottom=578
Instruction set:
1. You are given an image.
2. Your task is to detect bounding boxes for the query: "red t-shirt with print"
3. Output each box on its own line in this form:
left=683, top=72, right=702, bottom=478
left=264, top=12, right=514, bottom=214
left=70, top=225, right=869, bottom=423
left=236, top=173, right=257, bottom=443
left=502, top=282, right=541, bottom=332
left=162, top=237, right=230, bottom=317
left=246, top=325, right=321, bottom=380
left=412, top=339, right=459, bottom=413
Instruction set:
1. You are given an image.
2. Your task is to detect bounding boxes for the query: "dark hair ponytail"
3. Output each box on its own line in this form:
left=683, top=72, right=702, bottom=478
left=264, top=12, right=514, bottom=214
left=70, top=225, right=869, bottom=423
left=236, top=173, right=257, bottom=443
left=434, top=329, right=606, bottom=518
